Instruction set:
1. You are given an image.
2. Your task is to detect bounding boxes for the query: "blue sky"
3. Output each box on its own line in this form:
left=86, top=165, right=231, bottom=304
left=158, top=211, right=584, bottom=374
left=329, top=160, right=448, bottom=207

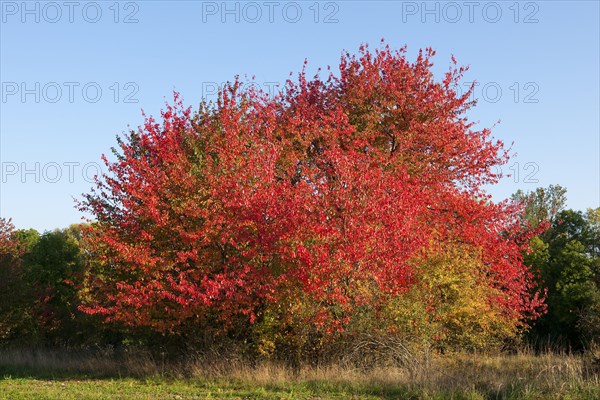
left=1, top=0, right=599, bottom=232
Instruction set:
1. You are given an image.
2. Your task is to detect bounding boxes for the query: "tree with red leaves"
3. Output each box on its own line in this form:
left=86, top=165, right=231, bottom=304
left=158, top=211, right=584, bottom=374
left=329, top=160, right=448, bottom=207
left=0, top=218, right=29, bottom=341
left=79, top=42, right=544, bottom=348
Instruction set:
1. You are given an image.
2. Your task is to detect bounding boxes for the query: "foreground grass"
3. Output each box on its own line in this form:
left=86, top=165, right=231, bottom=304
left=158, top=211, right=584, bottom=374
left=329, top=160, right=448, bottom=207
left=1, top=349, right=599, bottom=399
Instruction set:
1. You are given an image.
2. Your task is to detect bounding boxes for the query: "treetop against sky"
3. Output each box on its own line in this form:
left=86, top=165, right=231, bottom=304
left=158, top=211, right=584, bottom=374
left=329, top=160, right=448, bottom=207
left=0, top=1, right=598, bottom=231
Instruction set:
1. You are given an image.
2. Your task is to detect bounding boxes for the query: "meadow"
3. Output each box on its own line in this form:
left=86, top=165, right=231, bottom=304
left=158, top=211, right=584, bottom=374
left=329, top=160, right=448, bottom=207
left=1, top=348, right=599, bottom=399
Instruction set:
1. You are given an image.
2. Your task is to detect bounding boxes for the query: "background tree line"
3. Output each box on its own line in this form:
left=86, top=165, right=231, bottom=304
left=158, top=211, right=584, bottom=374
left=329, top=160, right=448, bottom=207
left=514, top=185, right=600, bottom=349
left=1, top=185, right=598, bottom=356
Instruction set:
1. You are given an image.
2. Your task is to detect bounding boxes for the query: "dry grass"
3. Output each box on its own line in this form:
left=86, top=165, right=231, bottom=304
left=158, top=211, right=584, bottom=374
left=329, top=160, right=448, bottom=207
left=1, top=347, right=599, bottom=399
left=0, top=347, right=159, bottom=378
left=191, top=349, right=600, bottom=397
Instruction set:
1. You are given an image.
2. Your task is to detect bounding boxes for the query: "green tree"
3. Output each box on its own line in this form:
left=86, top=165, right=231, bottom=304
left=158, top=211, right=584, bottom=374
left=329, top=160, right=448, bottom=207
left=20, top=225, right=89, bottom=345
left=519, top=186, right=600, bottom=347
left=513, top=184, right=567, bottom=230
left=0, top=221, right=38, bottom=344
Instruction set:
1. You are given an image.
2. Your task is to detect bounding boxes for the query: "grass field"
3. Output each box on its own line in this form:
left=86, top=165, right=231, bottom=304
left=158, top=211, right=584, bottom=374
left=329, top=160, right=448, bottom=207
left=1, top=349, right=599, bottom=399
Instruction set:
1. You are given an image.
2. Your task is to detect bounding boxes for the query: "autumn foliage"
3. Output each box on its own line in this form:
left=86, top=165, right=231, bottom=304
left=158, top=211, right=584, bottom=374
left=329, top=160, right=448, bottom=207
left=79, top=43, right=545, bottom=351
left=0, top=218, right=26, bottom=341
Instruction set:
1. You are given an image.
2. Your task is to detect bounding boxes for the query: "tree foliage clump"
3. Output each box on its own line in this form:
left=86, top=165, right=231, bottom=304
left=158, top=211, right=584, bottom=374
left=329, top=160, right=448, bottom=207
left=0, top=218, right=29, bottom=342
left=516, top=186, right=600, bottom=348
left=78, top=43, right=546, bottom=353
left=0, top=222, right=101, bottom=346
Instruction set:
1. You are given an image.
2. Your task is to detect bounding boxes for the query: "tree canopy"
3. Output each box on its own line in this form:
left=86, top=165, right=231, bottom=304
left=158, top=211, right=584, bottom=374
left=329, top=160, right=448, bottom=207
left=77, top=43, right=545, bottom=351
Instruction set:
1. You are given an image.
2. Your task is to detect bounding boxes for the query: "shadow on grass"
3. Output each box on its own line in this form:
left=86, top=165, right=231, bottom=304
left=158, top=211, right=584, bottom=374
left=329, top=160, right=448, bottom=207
left=0, top=348, right=160, bottom=381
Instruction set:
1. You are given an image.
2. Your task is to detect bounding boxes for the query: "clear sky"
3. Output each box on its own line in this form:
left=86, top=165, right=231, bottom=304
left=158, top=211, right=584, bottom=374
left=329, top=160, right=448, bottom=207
left=1, top=0, right=599, bottom=232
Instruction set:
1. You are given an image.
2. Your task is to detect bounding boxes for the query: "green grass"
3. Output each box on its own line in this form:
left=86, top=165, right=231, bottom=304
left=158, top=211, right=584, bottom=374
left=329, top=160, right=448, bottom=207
left=1, top=375, right=599, bottom=400
left=1, top=349, right=599, bottom=399
left=0, top=377, right=411, bottom=400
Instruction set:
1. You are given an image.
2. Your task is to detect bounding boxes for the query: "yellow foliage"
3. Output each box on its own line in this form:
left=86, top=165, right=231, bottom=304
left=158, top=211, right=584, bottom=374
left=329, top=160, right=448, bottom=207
left=384, top=243, right=520, bottom=351
left=252, top=242, right=523, bottom=357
